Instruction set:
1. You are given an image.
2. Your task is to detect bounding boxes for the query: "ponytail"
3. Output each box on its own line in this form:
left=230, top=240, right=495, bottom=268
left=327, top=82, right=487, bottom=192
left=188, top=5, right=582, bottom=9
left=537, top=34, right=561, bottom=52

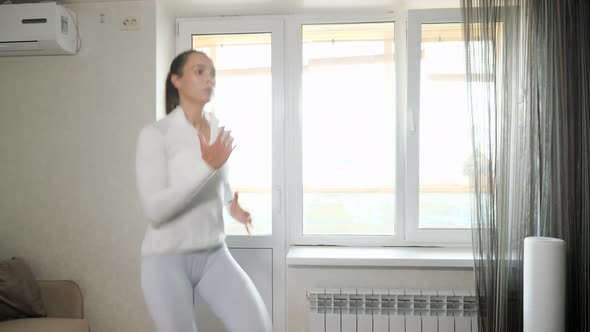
left=165, top=71, right=179, bottom=114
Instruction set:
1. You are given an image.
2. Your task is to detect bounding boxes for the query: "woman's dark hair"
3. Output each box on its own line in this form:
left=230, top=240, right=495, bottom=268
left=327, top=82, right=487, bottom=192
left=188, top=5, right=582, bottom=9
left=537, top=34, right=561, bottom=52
left=165, top=50, right=214, bottom=114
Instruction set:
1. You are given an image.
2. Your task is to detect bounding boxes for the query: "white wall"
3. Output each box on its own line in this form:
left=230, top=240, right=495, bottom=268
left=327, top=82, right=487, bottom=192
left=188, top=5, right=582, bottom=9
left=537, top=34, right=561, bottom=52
left=155, top=0, right=175, bottom=119
left=0, top=2, right=156, bottom=332
left=164, top=0, right=459, bottom=17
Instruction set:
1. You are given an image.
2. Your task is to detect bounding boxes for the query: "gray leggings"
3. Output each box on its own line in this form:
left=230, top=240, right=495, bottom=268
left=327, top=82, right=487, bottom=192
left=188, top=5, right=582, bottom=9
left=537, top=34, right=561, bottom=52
left=141, top=244, right=272, bottom=332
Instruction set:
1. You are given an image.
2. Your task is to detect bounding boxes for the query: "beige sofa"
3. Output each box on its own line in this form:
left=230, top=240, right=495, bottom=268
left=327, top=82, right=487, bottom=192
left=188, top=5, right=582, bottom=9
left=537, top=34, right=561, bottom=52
left=0, top=280, right=89, bottom=332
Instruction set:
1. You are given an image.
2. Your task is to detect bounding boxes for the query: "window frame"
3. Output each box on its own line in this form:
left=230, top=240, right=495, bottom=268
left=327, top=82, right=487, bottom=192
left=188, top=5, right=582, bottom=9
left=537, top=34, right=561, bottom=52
left=176, top=16, right=286, bottom=248
left=286, top=13, right=406, bottom=246
left=177, top=9, right=473, bottom=248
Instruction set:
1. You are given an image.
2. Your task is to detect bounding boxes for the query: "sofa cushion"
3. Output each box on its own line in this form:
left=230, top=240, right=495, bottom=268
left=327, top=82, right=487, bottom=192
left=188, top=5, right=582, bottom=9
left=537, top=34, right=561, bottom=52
left=0, top=258, right=46, bottom=322
left=38, top=280, right=84, bottom=319
left=0, top=317, right=89, bottom=332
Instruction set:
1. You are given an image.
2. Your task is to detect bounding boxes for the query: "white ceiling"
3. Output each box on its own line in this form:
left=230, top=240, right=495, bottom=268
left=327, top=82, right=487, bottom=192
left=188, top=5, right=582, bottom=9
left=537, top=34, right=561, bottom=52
left=9, top=0, right=459, bottom=16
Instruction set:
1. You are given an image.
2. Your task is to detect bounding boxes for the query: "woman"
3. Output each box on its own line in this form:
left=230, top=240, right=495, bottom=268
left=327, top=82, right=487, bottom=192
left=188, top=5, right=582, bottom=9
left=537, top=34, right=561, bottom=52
left=135, top=50, right=272, bottom=332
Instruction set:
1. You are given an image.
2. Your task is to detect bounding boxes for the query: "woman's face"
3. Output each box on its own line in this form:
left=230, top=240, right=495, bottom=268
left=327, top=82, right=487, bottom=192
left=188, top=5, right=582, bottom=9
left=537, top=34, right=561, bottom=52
left=173, top=52, right=215, bottom=105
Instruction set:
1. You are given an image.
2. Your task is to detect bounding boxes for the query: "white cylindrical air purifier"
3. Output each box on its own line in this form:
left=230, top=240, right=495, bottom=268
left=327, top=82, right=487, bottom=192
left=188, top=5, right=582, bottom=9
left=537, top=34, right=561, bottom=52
left=523, top=236, right=566, bottom=332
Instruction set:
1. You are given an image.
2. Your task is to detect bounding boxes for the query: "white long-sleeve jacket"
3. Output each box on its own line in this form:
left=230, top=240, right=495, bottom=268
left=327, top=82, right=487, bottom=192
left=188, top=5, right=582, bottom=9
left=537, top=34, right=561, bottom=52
left=135, top=106, right=232, bottom=256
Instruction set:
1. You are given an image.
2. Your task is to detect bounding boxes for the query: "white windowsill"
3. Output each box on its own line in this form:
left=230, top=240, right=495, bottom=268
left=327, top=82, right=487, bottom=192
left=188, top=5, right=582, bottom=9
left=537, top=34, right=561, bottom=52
left=287, top=246, right=474, bottom=268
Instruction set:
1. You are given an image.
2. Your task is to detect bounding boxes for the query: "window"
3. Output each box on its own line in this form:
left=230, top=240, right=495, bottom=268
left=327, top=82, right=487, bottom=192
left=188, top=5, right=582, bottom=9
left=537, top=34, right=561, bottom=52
left=406, top=9, right=472, bottom=243
left=417, top=23, right=471, bottom=230
left=178, top=9, right=472, bottom=246
left=194, top=33, right=273, bottom=236
left=301, top=22, right=396, bottom=236
left=178, top=19, right=284, bottom=238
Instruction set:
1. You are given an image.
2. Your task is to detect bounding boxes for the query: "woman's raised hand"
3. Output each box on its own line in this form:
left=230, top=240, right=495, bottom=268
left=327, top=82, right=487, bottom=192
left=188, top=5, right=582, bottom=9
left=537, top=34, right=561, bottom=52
left=198, top=126, right=234, bottom=169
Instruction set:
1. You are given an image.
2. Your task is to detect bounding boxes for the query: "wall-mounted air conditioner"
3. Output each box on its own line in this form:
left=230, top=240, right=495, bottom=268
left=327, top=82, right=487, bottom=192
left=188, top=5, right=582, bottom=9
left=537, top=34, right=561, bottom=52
left=0, top=2, right=78, bottom=56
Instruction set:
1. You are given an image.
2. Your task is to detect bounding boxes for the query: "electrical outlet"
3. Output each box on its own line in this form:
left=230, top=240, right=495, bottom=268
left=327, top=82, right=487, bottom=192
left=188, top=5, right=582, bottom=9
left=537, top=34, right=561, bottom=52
left=121, top=16, right=141, bottom=30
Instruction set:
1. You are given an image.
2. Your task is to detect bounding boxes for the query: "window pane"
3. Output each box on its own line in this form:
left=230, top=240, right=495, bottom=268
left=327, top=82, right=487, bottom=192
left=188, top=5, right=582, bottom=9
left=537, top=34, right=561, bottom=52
left=419, top=24, right=472, bottom=229
left=301, top=23, right=396, bottom=236
left=193, top=33, right=272, bottom=235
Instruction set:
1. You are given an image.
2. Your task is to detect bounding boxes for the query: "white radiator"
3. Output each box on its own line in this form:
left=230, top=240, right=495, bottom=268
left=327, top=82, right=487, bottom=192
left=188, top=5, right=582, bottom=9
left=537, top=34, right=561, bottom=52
left=307, top=288, right=478, bottom=332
